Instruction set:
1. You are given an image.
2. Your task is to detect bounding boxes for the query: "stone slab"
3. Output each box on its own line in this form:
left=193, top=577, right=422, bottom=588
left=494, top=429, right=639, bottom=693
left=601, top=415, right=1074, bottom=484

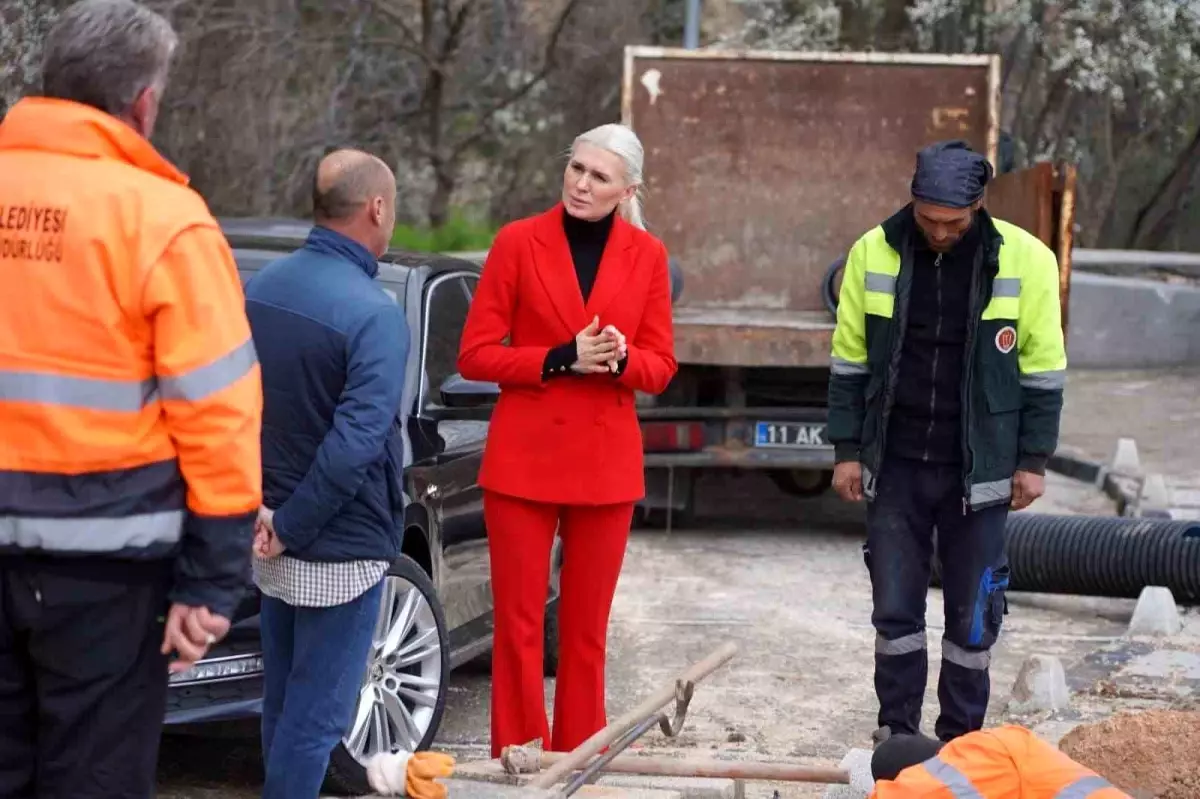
left=451, top=759, right=738, bottom=799
left=1066, top=640, right=1200, bottom=701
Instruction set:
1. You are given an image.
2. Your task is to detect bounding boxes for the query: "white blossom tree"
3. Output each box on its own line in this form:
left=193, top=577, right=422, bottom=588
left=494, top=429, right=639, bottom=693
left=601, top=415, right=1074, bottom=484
left=719, top=0, right=1200, bottom=247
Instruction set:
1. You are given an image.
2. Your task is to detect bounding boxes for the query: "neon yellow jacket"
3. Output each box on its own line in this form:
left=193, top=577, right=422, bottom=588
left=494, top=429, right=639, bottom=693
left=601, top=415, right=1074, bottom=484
left=827, top=207, right=1067, bottom=510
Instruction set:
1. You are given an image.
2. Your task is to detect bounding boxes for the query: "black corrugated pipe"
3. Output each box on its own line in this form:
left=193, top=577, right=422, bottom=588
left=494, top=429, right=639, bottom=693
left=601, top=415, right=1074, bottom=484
left=931, top=514, right=1200, bottom=602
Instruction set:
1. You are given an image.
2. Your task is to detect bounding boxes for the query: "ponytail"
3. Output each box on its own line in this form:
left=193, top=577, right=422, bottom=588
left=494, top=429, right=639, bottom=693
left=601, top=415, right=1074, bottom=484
left=620, top=190, right=646, bottom=230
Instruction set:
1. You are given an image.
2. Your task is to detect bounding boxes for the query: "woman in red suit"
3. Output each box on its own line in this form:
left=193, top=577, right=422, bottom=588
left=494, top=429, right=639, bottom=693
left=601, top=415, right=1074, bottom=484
left=457, top=122, right=678, bottom=757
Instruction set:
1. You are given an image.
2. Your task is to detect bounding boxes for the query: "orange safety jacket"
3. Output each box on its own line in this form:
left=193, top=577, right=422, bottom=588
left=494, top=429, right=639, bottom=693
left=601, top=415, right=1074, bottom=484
left=0, top=97, right=262, bottom=618
left=871, top=725, right=1131, bottom=798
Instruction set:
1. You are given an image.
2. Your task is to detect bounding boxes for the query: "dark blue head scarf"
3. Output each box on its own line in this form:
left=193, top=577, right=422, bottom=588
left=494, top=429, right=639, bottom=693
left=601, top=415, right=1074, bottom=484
left=910, top=140, right=993, bottom=209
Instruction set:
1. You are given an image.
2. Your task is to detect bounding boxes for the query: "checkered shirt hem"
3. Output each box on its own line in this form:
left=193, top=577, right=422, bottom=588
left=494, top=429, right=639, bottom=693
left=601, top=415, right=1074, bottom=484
left=252, top=554, right=390, bottom=608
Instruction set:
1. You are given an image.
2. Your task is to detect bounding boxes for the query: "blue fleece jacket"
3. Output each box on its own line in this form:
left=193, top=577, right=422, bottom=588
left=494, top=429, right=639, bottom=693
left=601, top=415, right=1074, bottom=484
left=244, top=226, right=409, bottom=563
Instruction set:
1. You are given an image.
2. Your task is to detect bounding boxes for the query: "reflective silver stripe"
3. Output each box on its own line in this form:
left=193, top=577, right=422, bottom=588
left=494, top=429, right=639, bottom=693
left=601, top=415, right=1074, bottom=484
left=942, top=639, right=991, bottom=670
left=1054, top=775, right=1114, bottom=798
left=0, top=370, right=156, bottom=412
left=924, top=756, right=985, bottom=798
left=865, top=272, right=896, bottom=295
left=876, top=631, right=926, bottom=656
left=970, top=478, right=1012, bottom=506
left=1020, top=369, right=1066, bottom=391
left=992, top=277, right=1021, bottom=298
left=831, top=356, right=870, bottom=376
left=0, top=511, right=184, bottom=552
left=159, top=338, right=258, bottom=403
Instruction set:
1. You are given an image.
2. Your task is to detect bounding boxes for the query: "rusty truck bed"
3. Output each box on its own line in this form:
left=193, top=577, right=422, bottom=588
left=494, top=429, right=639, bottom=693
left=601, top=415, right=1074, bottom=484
left=622, top=47, right=1001, bottom=368
left=672, top=307, right=834, bottom=367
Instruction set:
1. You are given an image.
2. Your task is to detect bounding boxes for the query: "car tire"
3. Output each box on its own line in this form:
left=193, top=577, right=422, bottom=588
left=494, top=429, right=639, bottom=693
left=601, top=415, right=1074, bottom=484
left=323, top=554, right=450, bottom=796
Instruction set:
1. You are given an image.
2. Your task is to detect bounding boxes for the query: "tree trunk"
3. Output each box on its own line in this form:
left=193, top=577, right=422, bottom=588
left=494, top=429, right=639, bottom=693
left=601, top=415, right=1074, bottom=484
left=835, top=1, right=871, bottom=49
left=427, top=167, right=456, bottom=228
left=1126, top=126, right=1200, bottom=250
left=876, top=0, right=915, bottom=51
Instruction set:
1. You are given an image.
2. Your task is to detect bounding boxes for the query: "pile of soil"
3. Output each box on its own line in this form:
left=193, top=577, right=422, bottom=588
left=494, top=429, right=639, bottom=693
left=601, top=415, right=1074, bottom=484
left=1059, top=710, right=1200, bottom=799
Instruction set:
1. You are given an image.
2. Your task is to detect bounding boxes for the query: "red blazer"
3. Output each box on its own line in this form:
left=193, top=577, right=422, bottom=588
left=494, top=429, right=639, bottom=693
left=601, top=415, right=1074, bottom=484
left=458, top=204, right=678, bottom=505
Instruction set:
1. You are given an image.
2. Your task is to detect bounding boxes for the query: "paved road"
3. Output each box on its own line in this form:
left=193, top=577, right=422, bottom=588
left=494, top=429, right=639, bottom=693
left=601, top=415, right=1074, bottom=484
left=155, top=366, right=1200, bottom=797
left=157, top=474, right=1130, bottom=798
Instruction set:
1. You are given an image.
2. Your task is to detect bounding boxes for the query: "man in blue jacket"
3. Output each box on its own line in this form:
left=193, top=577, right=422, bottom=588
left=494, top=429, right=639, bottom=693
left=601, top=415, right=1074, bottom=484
left=245, top=149, right=409, bottom=799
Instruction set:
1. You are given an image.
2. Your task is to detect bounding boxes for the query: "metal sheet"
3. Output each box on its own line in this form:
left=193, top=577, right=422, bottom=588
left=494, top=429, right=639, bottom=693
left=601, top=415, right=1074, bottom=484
left=985, top=163, right=1056, bottom=245
left=984, top=162, right=1077, bottom=336
left=623, top=46, right=999, bottom=339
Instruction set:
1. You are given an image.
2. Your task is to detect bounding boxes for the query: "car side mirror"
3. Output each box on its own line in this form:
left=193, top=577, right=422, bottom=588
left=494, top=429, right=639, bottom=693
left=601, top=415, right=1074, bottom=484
left=439, top=373, right=500, bottom=408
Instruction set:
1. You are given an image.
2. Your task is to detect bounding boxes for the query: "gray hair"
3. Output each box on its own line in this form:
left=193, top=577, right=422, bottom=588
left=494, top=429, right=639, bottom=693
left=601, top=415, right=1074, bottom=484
left=41, top=0, right=178, bottom=118
left=572, top=123, right=647, bottom=230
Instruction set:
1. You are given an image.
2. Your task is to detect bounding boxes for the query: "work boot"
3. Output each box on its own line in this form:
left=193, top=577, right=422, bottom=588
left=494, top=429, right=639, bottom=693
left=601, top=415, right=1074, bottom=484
left=871, top=726, right=892, bottom=750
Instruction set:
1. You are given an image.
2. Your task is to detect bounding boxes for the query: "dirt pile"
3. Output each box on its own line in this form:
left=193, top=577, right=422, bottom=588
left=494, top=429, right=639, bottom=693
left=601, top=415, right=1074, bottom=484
left=1059, top=710, right=1200, bottom=799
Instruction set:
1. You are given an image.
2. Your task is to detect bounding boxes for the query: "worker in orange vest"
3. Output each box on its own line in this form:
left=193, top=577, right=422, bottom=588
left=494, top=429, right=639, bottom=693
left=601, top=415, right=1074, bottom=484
left=870, top=725, right=1130, bottom=797
left=0, top=1, right=262, bottom=797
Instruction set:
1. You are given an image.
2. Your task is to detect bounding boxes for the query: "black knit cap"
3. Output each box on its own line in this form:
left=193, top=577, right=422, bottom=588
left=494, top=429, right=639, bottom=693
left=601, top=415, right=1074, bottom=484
left=910, top=139, right=994, bottom=209
left=871, top=733, right=946, bottom=781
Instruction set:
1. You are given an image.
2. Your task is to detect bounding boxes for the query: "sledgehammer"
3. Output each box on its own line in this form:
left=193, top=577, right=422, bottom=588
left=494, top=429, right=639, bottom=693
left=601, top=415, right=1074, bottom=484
left=503, top=746, right=850, bottom=785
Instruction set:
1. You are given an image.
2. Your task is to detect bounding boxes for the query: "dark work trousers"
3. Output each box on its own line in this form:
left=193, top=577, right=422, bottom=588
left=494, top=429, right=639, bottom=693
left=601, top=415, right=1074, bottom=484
left=0, top=560, right=172, bottom=799
left=862, top=458, right=1010, bottom=742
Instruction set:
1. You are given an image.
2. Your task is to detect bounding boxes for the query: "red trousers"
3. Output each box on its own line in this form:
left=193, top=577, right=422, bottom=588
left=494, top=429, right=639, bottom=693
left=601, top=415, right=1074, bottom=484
left=484, top=490, right=633, bottom=757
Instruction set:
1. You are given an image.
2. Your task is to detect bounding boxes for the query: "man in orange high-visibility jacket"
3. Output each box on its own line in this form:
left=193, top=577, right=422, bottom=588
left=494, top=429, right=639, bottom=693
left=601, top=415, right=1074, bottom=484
left=870, top=724, right=1131, bottom=798
left=0, top=1, right=262, bottom=796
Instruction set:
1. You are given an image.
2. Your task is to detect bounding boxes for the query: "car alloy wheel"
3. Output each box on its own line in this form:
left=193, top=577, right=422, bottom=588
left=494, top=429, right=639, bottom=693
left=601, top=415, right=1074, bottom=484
left=325, top=554, right=450, bottom=795
left=345, top=573, right=443, bottom=756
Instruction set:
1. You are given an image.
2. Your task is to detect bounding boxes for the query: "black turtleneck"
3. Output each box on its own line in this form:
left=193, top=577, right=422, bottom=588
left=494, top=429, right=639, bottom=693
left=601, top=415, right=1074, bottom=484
left=541, top=208, right=626, bottom=379
left=563, top=206, right=613, bottom=302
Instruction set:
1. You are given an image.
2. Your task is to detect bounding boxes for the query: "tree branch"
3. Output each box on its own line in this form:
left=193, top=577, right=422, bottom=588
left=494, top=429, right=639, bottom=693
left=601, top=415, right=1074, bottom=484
left=449, top=0, right=580, bottom=161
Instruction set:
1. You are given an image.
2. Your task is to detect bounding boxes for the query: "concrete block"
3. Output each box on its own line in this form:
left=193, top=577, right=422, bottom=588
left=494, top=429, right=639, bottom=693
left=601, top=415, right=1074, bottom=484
left=1126, top=586, right=1183, bottom=637
left=820, top=748, right=872, bottom=799
left=1110, top=437, right=1142, bottom=477
left=1066, top=272, right=1200, bottom=368
left=1138, top=473, right=1172, bottom=516
left=1009, top=654, right=1070, bottom=712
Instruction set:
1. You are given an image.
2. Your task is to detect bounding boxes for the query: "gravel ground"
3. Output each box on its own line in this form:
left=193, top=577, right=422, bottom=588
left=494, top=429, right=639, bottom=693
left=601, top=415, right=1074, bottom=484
left=155, top=366, right=1200, bottom=798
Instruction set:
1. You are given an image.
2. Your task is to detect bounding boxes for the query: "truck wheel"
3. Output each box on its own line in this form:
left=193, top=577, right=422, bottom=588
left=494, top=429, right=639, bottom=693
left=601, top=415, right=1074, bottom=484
left=642, top=504, right=695, bottom=529
left=770, top=469, right=834, bottom=497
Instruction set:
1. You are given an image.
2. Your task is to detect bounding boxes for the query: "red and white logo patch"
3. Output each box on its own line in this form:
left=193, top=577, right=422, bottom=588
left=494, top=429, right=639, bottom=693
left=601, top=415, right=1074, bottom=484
left=995, top=326, right=1017, bottom=354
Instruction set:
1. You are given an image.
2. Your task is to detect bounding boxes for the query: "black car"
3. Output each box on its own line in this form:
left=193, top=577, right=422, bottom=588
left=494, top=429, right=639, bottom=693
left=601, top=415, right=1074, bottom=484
left=163, top=222, right=563, bottom=793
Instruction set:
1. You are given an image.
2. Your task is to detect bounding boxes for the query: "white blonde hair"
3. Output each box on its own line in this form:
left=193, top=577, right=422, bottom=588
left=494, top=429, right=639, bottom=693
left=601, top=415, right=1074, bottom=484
left=571, top=123, right=646, bottom=230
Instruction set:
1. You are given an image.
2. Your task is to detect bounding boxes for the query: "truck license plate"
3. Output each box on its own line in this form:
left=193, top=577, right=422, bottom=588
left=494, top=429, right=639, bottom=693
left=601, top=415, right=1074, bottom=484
left=754, top=421, right=829, bottom=448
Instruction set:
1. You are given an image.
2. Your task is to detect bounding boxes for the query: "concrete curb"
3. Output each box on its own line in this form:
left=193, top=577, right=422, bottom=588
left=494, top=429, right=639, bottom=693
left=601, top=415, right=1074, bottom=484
left=1046, top=450, right=1138, bottom=515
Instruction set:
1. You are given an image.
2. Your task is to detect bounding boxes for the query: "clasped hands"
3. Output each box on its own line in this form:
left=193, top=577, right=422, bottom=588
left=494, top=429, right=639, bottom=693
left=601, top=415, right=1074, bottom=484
left=572, top=316, right=627, bottom=375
